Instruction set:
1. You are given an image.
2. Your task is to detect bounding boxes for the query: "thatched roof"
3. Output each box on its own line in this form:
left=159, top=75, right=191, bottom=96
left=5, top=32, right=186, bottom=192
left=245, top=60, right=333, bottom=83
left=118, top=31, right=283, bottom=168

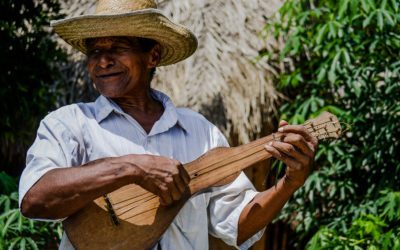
left=57, top=0, right=284, bottom=144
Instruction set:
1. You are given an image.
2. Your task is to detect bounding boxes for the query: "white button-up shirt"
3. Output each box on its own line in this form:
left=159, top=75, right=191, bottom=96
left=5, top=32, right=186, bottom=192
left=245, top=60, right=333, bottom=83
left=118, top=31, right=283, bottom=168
left=19, top=90, right=264, bottom=249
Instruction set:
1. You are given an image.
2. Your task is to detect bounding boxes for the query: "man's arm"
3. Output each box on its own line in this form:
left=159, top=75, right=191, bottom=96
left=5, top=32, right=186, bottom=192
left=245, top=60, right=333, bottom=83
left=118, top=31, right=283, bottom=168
left=21, top=154, right=190, bottom=219
left=237, top=122, right=318, bottom=244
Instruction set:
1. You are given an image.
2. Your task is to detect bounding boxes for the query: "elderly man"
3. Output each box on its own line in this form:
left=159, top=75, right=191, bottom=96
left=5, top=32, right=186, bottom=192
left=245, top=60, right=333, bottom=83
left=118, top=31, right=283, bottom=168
left=19, top=0, right=317, bottom=249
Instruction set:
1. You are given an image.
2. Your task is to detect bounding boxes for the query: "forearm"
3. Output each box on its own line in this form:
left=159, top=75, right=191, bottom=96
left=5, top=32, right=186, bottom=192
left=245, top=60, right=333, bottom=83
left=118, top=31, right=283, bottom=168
left=21, top=156, right=139, bottom=219
left=237, top=177, right=298, bottom=245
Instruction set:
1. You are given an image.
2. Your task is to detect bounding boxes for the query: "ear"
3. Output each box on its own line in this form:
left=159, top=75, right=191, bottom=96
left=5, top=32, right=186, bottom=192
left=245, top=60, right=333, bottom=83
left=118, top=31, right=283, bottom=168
left=147, top=43, right=161, bottom=68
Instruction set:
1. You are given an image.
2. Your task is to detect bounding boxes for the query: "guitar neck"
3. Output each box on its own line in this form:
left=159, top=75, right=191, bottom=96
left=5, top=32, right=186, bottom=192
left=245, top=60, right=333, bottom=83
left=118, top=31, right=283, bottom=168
left=184, top=133, right=280, bottom=194
left=184, top=111, right=342, bottom=194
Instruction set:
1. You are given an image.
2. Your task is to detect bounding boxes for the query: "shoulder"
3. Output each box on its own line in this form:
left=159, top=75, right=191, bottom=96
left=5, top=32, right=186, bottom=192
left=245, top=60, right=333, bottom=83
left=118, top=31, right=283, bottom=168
left=40, top=102, right=96, bottom=135
left=176, top=108, right=229, bottom=147
left=176, top=108, right=214, bottom=129
left=44, top=102, right=95, bottom=121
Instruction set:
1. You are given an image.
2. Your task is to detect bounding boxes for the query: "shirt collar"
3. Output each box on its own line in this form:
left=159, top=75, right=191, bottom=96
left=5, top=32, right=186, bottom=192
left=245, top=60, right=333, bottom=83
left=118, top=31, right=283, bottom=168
left=94, top=89, right=187, bottom=134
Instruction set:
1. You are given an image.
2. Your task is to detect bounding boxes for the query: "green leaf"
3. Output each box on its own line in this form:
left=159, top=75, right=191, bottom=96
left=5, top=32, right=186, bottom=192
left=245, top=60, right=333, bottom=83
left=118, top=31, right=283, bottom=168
left=19, top=238, right=26, bottom=250
left=2, top=209, right=19, bottom=237
left=17, top=213, right=23, bottom=232
left=391, top=0, right=399, bottom=12
left=339, top=0, right=350, bottom=18
left=316, top=24, right=328, bottom=44
left=380, top=0, right=388, bottom=9
left=361, top=0, right=371, bottom=12
left=342, top=49, right=351, bottom=65
left=363, top=12, right=375, bottom=27
left=377, top=11, right=384, bottom=30
left=382, top=10, right=395, bottom=26
left=26, top=238, right=39, bottom=250
left=7, top=239, right=18, bottom=250
left=328, top=52, right=341, bottom=83
left=317, top=67, right=327, bottom=83
left=368, top=0, right=377, bottom=9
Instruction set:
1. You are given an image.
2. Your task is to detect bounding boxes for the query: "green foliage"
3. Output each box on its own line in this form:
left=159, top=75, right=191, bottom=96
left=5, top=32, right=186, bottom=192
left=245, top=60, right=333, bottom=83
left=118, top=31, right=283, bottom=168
left=307, top=191, right=400, bottom=249
left=0, top=0, right=67, bottom=245
left=0, top=173, right=62, bottom=249
left=264, top=0, right=400, bottom=248
left=0, top=172, right=17, bottom=196
left=0, top=191, right=62, bottom=250
left=0, top=0, right=67, bottom=173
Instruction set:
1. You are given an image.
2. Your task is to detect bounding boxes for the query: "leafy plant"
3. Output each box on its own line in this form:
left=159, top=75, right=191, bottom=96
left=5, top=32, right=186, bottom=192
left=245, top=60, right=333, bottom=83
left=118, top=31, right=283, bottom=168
left=263, top=0, right=400, bottom=248
left=307, top=191, right=400, bottom=249
left=0, top=191, right=62, bottom=250
left=0, top=0, right=67, bottom=175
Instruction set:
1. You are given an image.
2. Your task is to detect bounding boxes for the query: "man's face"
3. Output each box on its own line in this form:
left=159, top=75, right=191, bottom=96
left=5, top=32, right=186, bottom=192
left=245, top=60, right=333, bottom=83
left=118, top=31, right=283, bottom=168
left=86, top=36, right=154, bottom=98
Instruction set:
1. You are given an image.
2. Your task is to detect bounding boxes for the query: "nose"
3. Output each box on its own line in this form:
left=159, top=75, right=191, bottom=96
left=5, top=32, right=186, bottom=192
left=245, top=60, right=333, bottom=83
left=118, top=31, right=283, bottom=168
left=97, top=52, right=115, bottom=69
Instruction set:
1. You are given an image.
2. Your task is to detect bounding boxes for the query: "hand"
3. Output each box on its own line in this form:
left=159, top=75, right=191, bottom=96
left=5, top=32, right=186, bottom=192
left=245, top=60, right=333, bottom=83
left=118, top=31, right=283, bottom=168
left=264, top=121, right=318, bottom=190
left=124, top=154, right=190, bottom=206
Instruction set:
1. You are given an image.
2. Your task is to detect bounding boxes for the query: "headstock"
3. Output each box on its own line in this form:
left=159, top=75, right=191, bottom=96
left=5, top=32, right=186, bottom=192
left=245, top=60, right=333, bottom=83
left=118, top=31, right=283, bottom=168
left=303, top=112, right=342, bottom=140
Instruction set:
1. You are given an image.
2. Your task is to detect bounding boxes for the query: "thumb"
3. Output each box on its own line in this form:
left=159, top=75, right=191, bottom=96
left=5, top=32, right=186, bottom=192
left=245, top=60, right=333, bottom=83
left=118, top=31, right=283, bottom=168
left=279, top=120, right=289, bottom=127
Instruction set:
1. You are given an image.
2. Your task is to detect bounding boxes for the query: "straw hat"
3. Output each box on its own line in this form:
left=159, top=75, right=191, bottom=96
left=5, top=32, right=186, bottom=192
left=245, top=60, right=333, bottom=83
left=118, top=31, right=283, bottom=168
left=51, top=0, right=198, bottom=66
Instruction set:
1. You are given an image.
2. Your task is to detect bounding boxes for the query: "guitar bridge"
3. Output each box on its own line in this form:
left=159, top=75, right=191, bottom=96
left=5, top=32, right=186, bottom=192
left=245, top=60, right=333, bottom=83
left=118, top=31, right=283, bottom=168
left=103, top=194, right=120, bottom=226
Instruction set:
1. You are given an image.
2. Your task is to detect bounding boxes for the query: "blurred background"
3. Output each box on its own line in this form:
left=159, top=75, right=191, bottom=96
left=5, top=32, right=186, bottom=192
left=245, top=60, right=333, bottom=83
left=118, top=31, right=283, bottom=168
left=1, top=0, right=399, bottom=249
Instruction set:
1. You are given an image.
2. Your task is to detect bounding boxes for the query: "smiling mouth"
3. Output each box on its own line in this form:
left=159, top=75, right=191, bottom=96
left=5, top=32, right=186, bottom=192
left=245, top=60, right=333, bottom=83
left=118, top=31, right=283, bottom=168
left=97, top=72, right=123, bottom=78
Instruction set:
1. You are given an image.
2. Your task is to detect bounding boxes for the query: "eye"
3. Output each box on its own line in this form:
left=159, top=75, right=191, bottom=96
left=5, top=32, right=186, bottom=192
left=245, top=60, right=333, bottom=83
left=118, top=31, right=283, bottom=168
left=88, top=48, right=101, bottom=57
left=113, top=46, right=131, bottom=54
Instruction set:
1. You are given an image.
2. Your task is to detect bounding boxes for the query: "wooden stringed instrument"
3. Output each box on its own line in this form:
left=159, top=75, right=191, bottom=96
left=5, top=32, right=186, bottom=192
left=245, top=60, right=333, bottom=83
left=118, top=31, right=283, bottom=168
left=63, top=112, right=342, bottom=249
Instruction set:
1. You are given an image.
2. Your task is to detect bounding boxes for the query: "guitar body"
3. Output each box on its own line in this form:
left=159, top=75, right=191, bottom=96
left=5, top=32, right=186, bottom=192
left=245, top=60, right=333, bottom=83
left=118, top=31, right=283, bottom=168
left=64, top=147, right=240, bottom=249
left=63, top=184, right=188, bottom=250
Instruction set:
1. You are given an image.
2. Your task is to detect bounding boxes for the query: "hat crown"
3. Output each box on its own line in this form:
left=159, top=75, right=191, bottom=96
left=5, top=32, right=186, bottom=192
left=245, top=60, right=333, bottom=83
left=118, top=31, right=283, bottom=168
left=95, top=0, right=157, bottom=15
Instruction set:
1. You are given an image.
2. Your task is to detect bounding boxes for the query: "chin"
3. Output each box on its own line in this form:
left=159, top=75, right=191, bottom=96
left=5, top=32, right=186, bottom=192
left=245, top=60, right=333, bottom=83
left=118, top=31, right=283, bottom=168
left=95, top=84, right=124, bottom=98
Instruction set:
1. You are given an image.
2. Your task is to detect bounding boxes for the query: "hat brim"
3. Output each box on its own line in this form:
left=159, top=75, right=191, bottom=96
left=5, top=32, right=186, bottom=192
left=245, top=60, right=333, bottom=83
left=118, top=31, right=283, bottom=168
left=51, top=9, right=198, bottom=66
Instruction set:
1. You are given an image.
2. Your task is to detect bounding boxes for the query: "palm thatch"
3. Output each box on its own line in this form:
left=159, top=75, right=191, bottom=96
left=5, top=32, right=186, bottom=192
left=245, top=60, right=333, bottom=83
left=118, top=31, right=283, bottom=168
left=57, top=0, right=284, bottom=144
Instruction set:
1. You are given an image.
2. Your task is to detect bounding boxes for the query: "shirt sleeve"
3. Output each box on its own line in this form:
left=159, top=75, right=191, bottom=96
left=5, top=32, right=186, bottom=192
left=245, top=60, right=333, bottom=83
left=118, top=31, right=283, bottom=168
left=18, top=115, right=82, bottom=219
left=207, top=126, right=265, bottom=249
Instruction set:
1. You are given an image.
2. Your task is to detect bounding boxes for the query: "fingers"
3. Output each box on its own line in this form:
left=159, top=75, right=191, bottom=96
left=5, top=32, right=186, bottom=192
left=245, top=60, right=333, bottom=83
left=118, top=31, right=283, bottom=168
left=264, top=141, right=309, bottom=169
left=282, top=133, right=315, bottom=157
left=159, top=160, right=190, bottom=206
left=278, top=124, right=318, bottom=146
left=174, top=165, right=190, bottom=193
left=134, top=155, right=191, bottom=206
left=158, top=184, right=172, bottom=206
left=179, top=164, right=191, bottom=185
left=264, top=121, right=317, bottom=189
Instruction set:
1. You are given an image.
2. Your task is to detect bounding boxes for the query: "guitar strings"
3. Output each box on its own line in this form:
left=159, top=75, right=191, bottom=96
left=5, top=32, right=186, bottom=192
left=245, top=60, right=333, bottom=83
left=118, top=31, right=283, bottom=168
left=116, top=195, right=158, bottom=217
left=186, top=125, right=339, bottom=186
left=123, top=206, right=159, bottom=221
left=113, top=192, right=155, bottom=208
left=112, top=123, right=337, bottom=210
left=181, top=122, right=339, bottom=190
left=109, top=122, right=339, bottom=216
left=110, top=139, right=273, bottom=216
left=186, top=122, right=337, bottom=179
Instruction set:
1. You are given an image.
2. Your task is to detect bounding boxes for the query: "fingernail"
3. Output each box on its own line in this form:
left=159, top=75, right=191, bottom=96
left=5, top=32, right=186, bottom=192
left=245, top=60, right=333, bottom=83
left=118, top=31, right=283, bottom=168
left=268, top=141, right=273, bottom=146
left=265, top=145, right=273, bottom=151
left=278, top=127, right=284, bottom=132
